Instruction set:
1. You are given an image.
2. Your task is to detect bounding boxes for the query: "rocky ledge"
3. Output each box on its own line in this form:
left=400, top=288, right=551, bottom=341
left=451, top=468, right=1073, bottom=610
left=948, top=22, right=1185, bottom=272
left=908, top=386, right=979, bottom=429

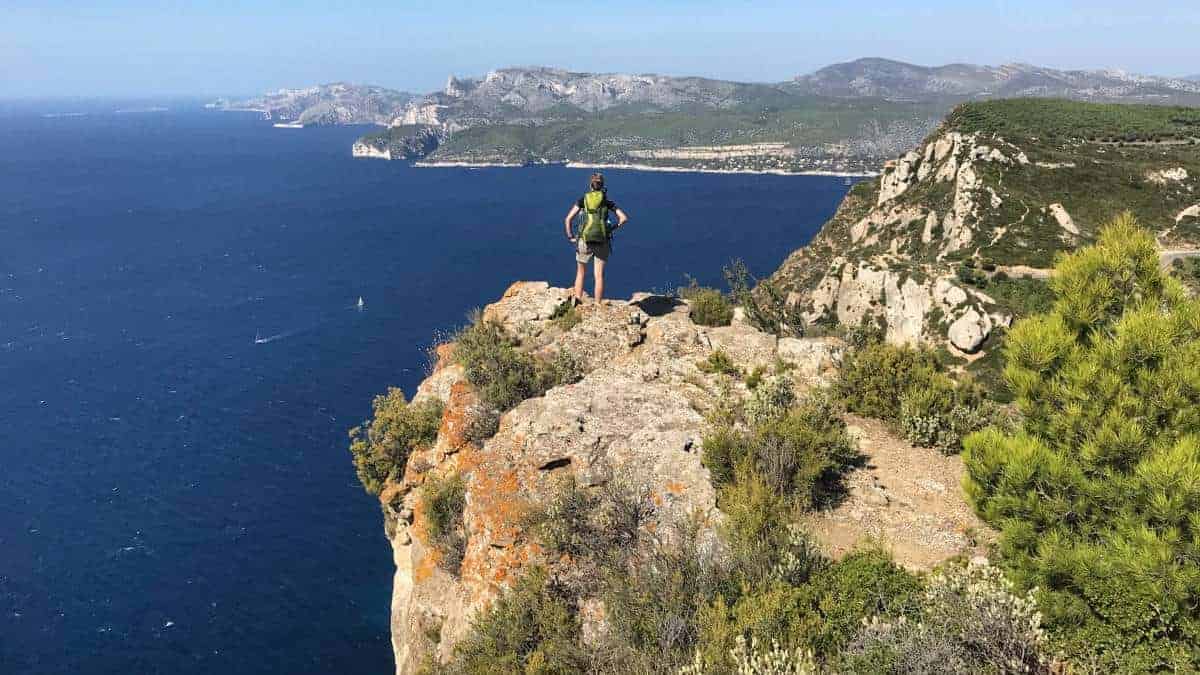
left=379, top=282, right=985, bottom=673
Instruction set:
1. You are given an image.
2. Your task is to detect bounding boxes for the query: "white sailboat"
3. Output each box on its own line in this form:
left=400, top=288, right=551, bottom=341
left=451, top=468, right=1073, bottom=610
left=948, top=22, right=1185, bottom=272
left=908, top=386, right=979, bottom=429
left=356, top=296, right=365, bottom=311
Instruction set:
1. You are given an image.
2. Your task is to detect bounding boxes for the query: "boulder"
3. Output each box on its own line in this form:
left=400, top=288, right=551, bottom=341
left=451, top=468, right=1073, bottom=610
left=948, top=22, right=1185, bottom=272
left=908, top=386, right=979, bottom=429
left=947, top=308, right=993, bottom=352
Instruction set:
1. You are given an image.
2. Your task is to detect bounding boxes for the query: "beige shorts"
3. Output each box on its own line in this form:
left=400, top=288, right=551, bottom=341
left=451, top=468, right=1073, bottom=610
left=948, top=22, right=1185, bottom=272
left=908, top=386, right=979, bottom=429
left=575, top=238, right=611, bottom=264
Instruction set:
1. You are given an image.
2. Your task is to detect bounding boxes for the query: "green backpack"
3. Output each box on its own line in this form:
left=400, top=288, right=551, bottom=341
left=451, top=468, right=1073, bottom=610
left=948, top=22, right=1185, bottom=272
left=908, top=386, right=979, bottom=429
left=580, top=190, right=610, bottom=243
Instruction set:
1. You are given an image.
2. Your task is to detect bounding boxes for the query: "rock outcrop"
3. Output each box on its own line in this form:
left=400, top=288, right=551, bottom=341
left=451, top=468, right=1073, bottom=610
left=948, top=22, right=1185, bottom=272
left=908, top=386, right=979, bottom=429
left=771, top=99, right=1200, bottom=355
left=353, top=125, right=443, bottom=161
left=382, top=282, right=844, bottom=673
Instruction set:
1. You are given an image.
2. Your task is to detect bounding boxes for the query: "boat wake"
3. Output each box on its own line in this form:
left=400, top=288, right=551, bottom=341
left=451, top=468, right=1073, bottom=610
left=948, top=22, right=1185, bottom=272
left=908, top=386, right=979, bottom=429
left=253, top=330, right=296, bottom=345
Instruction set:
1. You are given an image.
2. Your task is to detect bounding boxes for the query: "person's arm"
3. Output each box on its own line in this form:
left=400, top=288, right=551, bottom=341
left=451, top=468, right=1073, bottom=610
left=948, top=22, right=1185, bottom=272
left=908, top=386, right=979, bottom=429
left=564, top=204, right=580, bottom=240
left=613, top=207, right=629, bottom=229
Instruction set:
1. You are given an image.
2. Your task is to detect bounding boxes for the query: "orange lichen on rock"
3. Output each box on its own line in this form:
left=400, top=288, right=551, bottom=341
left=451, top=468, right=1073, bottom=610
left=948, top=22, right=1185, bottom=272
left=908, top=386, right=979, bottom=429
left=438, top=380, right=478, bottom=453
left=431, top=342, right=456, bottom=372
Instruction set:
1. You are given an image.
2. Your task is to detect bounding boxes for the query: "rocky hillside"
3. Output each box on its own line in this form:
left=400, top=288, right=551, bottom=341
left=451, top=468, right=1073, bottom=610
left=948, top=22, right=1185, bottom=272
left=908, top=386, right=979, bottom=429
left=379, top=282, right=986, bottom=673
left=792, top=58, right=1200, bottom=104
left=770, top=98, right=1200, bottom=363
left=210, top=82, right=416, bottom=125
left=356, top=68, right=937, bottom=172
left=351, top=60, right=1200, bottom=170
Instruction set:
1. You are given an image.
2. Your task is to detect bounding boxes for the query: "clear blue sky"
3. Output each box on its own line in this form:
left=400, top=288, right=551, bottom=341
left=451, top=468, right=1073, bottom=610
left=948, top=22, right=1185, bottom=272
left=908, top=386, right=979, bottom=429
left=4, top=0, right=1199, bottom=98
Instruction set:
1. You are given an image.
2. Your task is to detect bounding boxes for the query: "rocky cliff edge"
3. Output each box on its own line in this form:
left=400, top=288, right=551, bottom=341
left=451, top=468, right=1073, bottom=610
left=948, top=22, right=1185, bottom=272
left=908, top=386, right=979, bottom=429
left=382, top=282, right=843, bottom=672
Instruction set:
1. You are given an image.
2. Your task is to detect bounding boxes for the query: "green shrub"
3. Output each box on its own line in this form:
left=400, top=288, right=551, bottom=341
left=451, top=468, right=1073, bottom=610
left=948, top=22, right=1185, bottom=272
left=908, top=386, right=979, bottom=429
left=697, top=349, right=740, bottom=377
left=703, top=391, right=857, bottom=507
left=697, top=549, right=919, bottom=663
left=750, top=397, right=858, bottom=505
left=548, top=301, right=581, bottom=331
left=448, top=567, right=587, bottom=674
left=683, top=286, right=734, bottom=327
left=421, top=473, right=467, bottom=574
left=526, top=476, right=654, bottom=586
left=599, top=522, right=721, bottom=669
left=843, top=562, right=1050, bottom=674
left=963, top=215, right=1200, bottom=671
left=347, top=388, right=443, bottom=495
left=837, top=342, right=941, bottom=420
left=802, top=550, right=921, bottom=655
left=725, top=259, right=806, bottom=336
left=843, top=318, right=885, bottom=350
left=701, top=426, right=746, bottom=488
left=680, top=636, right=817, bottom=675
left=453, top=316, right=582, bottom=411
left=744, top=376, right=796, bottom=427
left=745, top=365, right=766, bottom=390
left=898, top=373, right=997, bottom=454
left=719, top=467, right=795, bottom=587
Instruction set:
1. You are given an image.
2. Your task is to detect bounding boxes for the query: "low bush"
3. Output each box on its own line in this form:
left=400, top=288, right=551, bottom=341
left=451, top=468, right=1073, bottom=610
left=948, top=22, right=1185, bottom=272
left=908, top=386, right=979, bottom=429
left=750, top=399, right=858, bottom=505
left=448, top=567, right=587, bottom=674
left=897, top=373, right=998, bottom=454
left=421, top=473, right=467, bottom=574
left=526, top=476, right=654, bottom=590
left=680, top=636, right=817, bottom=675
left=682, top=285, right=734, bottom=327
left=695, top=549, right=920, bottom=665
left=549, top=301, right=581, bottom=331
left=745, top=365, right=766, bottom=390
left=453, top=315, right=582, bottom=411
left=837, top=342, right=941, bottom=420
left=702, top=390, right=857, bottom=507
left=347, top=388, right=443, bottom=495
left=599, top=522, right=722, bottom=669
left=461, top=404, right=501, bottom=445
left=724, top=259, right=806, bottom=336
left=843, top=562, right=1050, bottom=674
left=743, top=376, right=796, bottom=426
left=718, top=467, right=795, bottom=586
left=696, top=350, right=740, bottom=377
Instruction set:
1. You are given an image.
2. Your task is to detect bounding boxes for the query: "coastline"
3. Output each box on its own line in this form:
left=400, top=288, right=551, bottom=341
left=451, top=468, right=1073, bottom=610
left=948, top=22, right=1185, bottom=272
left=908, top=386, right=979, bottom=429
left=413, top=160, right=525, bottom=168
left=566, top=161, right=878, bottom=177
left=406, top=159, right=878, bottom=177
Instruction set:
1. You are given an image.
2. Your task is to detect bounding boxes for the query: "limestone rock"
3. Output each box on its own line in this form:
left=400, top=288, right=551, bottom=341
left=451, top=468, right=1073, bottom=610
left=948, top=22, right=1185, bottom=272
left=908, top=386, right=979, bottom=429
left=947, top=308, right=993, bottom=352
left=1048, top=203, right=1079, bottom=235
left=878, top=151, right=921, bottom=204
left=1176, top=204, right=1200, bottom=223
left=1146, top=167, right=1188, bottom=185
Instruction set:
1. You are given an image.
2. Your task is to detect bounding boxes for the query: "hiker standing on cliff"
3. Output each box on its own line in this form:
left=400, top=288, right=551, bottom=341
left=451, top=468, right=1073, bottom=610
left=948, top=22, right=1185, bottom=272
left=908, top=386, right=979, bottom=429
left=564, top=173, right=629, bottom=304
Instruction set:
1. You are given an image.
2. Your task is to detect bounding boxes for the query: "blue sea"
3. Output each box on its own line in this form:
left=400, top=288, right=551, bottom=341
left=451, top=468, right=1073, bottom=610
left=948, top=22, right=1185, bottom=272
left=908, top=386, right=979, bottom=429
left=0, top=102, right=850, bottom=674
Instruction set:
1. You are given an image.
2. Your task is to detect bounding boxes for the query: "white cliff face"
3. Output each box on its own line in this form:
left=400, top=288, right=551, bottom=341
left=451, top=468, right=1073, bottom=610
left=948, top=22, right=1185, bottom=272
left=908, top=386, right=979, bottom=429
left=352, top=142, right=391, bottom=160
left=1048, top=203, right=1079, bottom=236
left=397, top=103, right=444, bottom=126
left=383, top=283, right=844, bottom=673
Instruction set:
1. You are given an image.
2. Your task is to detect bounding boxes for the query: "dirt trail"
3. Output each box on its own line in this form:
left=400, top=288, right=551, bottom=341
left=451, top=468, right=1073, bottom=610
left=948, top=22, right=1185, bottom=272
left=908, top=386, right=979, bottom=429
left=803, top=415, right=994, bottom=571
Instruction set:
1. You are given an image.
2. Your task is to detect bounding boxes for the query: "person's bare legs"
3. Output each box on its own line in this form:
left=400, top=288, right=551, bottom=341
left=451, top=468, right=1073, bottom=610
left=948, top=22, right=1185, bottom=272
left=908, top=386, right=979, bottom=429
left=573, top=261, right=587, bottom=301
left=593, top=257, right=606, bottom=303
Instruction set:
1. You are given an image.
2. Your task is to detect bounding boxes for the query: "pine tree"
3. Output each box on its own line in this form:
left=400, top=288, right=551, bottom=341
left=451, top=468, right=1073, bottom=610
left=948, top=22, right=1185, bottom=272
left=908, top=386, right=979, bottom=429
left=963, top=214, right=1200, bottom=671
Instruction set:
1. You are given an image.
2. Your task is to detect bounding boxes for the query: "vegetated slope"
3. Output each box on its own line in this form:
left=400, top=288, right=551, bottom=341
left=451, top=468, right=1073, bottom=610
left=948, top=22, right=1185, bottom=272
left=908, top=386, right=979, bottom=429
left=769, top=99, right=1200, bottom=382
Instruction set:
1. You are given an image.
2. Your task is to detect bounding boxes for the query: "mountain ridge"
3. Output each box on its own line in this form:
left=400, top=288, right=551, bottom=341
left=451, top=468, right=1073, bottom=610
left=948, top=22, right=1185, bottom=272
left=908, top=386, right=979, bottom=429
left=210, top=58, right=1200, bottom=174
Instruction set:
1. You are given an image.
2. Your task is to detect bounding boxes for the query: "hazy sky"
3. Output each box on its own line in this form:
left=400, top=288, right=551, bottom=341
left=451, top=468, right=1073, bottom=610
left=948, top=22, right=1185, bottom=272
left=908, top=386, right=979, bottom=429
left=4, top=0, right=1200, bottom=98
